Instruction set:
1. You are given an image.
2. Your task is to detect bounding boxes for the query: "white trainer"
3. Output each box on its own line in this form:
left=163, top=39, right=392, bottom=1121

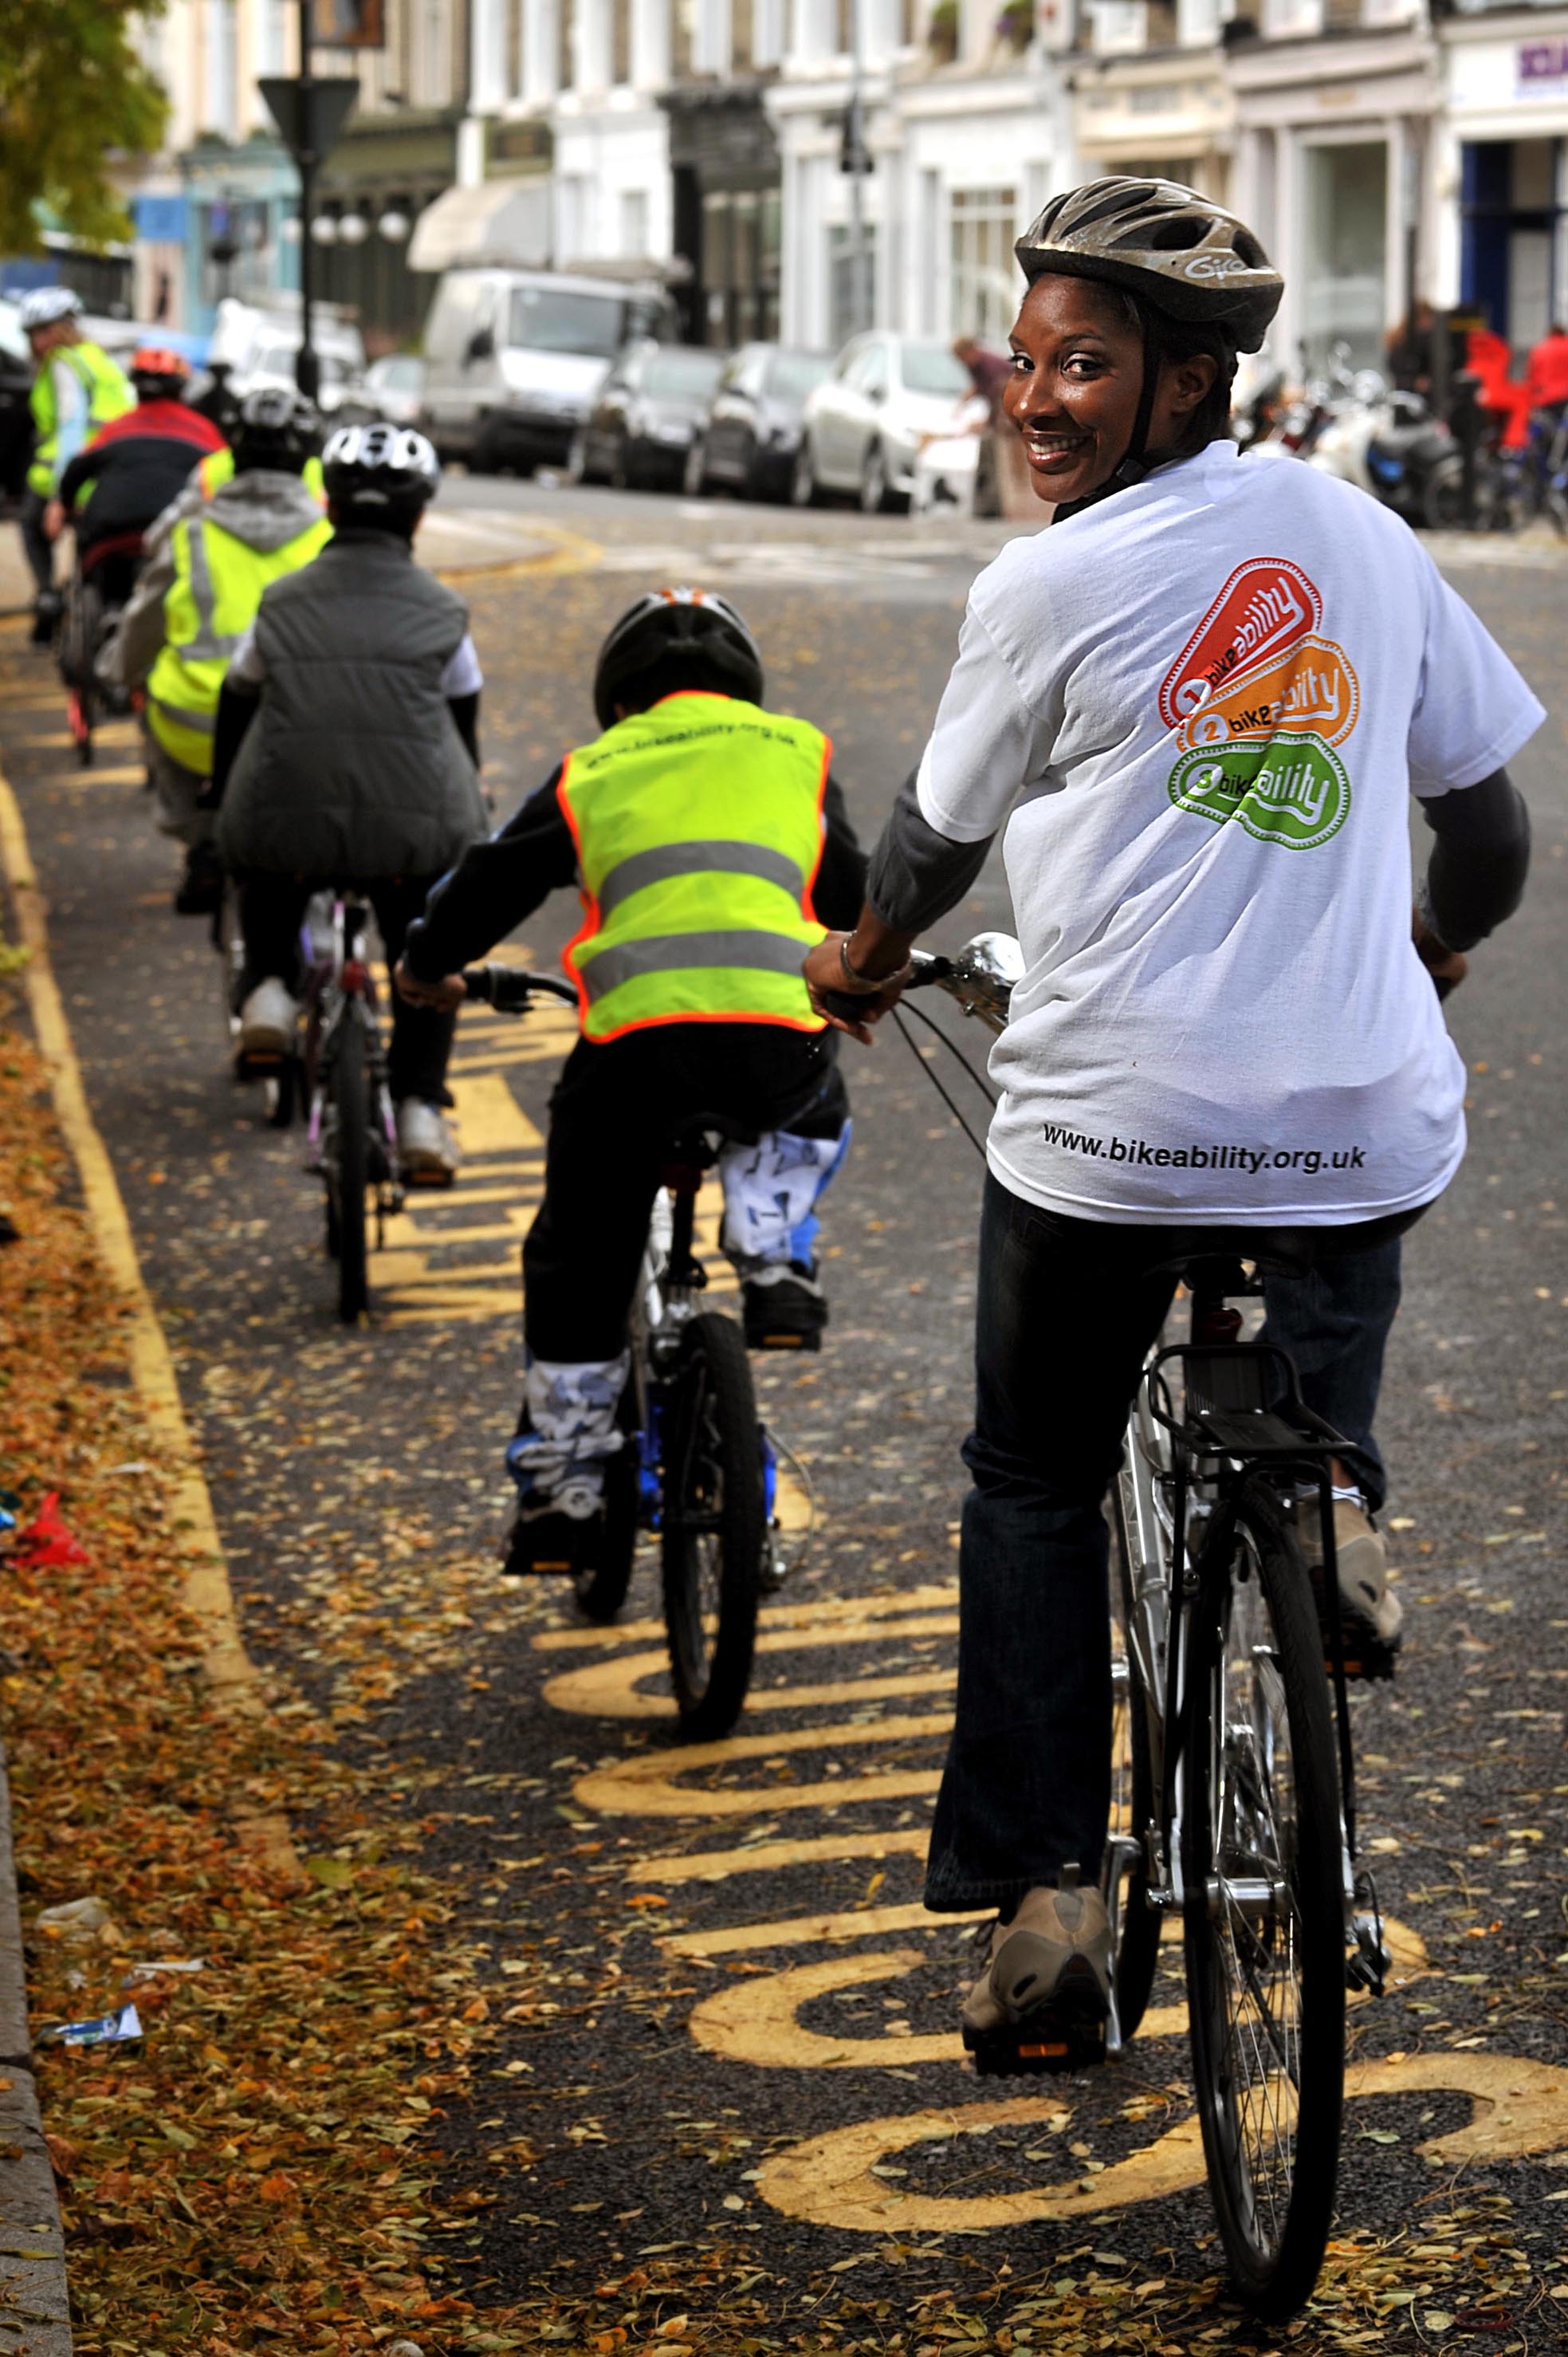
left=397, top=1098, right=459, bottom=1179
left=237, top=978, right=300, bottom=1058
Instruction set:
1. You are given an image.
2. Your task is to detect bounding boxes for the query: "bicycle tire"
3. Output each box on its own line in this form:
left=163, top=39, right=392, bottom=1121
left=1182, top=1475, right=1344, bottom=2319
left=1109, top=1475, right=1162, bottom=2042
left=329, top=1014, right=369, bottom=1324
left=573, top=1390, right=639, bottom=1626
left=661, top=1312, right=765, bottom=1740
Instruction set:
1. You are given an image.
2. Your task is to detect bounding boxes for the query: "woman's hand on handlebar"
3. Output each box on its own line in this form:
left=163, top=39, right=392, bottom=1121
left=802, top=930, right=914, bottom=1046
left=394, top=958, right=467, bottom=1013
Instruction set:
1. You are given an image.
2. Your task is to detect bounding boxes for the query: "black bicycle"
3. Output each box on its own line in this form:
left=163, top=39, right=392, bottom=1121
left=867, top=936, right=1390, bottom=2320
left=465, top=963, right=788, bottom=1737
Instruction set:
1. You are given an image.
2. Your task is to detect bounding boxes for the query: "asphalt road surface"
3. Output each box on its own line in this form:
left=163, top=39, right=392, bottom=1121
left=3, top=478, right=1568, bottom=2353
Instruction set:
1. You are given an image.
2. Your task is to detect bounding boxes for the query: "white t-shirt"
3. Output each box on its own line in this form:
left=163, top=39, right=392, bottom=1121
left=918, top=440, right=1544, bottom=1225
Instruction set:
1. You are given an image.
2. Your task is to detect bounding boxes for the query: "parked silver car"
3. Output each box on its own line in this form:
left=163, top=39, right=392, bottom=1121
left=793, top=333, right=977, bottom=514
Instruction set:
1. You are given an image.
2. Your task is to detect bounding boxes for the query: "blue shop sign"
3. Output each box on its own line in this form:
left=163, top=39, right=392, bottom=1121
left=132, top=194, right=190, bottom=243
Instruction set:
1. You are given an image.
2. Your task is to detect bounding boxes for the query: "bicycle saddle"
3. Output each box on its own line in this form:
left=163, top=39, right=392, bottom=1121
left=663, top=1112, right=764, bottom=1163
left=1150, top=1206, right=1421, bottom=1287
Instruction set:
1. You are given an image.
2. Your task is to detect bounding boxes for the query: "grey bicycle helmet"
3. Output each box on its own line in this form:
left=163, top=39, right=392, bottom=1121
left=321, top=422, right=440, bottom=518
left=592, top=587, right=764, bottom=730
left=18, top=286, right=84, bottom=335
left=1016, top=178, right=1282, bottom=353
left=231, top=386, right=320, bottom=473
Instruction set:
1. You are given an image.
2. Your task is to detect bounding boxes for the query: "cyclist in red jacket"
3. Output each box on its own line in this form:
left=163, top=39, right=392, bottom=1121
left=49, top=347, right=224, bottom=605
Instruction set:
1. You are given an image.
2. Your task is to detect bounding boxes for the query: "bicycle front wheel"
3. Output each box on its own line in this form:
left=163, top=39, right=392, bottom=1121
left=328, top=1016, right=369, bottom=1324
left=1182, top=1476, right=1345, bottom=2319
left=661, top=1313, right=765, bottom=1740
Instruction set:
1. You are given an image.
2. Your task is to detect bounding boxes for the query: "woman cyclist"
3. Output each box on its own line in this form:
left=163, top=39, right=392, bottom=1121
left=804, top=179, right=1542, bottom=2051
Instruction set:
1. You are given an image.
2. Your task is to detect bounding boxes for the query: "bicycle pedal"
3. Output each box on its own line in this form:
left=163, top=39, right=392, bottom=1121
left=964, top=2010, right=1106, bottom=2079
left=234, top=1049, right=285, bottom=1080
left=403, top=1166, right=456, bottom=1191
left=749, top=1328, right=820, bottom=1353
left=1326, top=1638, right=1398, bottom=1684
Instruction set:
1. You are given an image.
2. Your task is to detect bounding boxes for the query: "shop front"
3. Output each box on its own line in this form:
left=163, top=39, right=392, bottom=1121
left=1438, top=11, right=1568, bottom=352
left=1228, top=28, right=1438, bottom=378
left=315, top=111, right=466, bottom=352
left=662, top=85, right=783, bottom=346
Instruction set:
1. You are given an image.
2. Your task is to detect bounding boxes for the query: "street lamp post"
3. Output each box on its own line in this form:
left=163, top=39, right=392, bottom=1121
left=297, top=0, right=320, bottom=403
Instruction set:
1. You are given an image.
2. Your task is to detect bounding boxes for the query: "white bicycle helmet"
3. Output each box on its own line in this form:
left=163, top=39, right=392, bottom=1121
left=18, top=286, right=84, bottom=334
left=321, top=423, right=440, bottom=517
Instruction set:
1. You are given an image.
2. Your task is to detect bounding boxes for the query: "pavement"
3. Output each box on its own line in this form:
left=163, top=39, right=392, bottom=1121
left=1, top=476, right=1567, bottom=2347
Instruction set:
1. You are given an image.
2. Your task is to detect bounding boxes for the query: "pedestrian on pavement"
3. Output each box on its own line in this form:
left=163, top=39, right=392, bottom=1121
left=395, top=587, right=867, bottom=1582
left=104, top=388, right=331, bottom=915
left=804, top=175, right=1542, bottom=2059
left=16, top=288, right=133, bottom=645
left=208, top=423, right=487, bottom=1182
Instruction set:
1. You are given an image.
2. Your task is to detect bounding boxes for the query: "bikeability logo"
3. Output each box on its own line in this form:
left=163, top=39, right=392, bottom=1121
left=1158, top=557, right=1322, bottom=732
left=1177, top=634, right=1359, bottom=752
left=1169, top=730, right=1352, bottom=851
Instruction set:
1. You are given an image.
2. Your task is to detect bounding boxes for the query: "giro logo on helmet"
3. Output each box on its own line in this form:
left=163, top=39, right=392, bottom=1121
left=1182, top=253, right=1252, bottom=279
left=1167, top=730, right=1352, bottom=852
left=1159, top=558, right=1323, bottom=731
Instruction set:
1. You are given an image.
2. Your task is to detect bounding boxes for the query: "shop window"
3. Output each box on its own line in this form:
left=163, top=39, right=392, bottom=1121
left=1302, top=140, right=1386, bottom=375
left=621, top=188, right=650, bottom=256
left=949, top=186, right=1017, bottom=342
left=829, top=222, right=877, bottom=346
left=1460, top=137, right=1566, bottom=355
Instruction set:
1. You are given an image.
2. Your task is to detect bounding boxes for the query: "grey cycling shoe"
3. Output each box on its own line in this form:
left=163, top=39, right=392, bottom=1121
left=961, top=1867, right=1112, bottom=2074
left=1297, top=1491, right=1403, bottom=1666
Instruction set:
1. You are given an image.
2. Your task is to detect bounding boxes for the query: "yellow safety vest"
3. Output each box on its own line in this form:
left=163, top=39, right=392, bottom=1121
left=557, top=693, right=830, bottom=1044
left=145, top=509, right=332, bottom=774
left=195, top=447, right=327, bottom=502
left=27, top=342, right=134, bottom=497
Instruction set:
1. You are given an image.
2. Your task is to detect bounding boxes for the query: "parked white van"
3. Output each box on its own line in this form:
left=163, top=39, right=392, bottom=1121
left=419, top=267, right=679, bottom=474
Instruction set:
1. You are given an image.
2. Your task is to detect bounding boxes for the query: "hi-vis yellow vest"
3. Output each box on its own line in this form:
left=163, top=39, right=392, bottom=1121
left=195, top=447, right=327, bottom=502
left=145, top=509, right=331, bottom=773
left=27, top=342, right=134, bottom=496
left=558, top=693, right=830, bottom=1044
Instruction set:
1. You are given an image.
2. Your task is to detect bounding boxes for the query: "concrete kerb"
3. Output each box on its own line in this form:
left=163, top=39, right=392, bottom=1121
left=0, top=1743, right=70, bottom=2357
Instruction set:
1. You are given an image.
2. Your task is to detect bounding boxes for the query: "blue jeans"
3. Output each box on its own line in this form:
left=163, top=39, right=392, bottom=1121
left=924, top=1173, right=1410, bottom=1915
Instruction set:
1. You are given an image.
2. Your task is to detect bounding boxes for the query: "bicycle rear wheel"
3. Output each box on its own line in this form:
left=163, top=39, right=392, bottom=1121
left=1109, top=1474, right=1161, bottom=2042
left=328, top=1015, right=369, bottom=1324
left=1182, top=1475, right=1344, bottom=2319
left=661, top=1313, right=765, bottom=1740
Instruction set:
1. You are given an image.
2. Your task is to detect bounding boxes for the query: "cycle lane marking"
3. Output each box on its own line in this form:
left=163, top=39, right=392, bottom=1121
left=0, top=767, right=298, bottom=1874
left=753, top=2055, right=1568, bottom=2234
left=530, top=1593, right=1568, bottom=2232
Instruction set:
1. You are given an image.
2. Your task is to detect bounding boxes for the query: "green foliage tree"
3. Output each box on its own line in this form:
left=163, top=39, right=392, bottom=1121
left=0, top=0, right=169, bottom=256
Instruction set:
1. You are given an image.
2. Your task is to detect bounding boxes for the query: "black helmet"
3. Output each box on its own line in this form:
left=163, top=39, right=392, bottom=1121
left=1016, top=178, right=1282, bottom=355
left=231, top=386, right=320, bottom=474
left=592, top=587, right=764, bottom=730
left=321, top=422, right=439, bottom=521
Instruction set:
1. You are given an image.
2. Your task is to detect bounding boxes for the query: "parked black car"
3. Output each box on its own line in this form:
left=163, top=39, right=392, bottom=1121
left=685, top=344, right=831, bottom=502
left=0, top=300, right=35, bottom=510
left=568, top=341, right=727, bottom=491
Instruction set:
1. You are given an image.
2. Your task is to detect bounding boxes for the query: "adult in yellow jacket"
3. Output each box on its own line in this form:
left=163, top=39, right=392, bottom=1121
left=398, top=589, right=866, bottom=1576
left=17, top=288, right=133, bottom=642
left=107, top=388, right=328, bottom=912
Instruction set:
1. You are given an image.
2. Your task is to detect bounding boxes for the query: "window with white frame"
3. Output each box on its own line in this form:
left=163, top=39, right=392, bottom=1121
left=206, top=0, right=238, bottom=136
left=621, top=187, right=650, bottom=256
left=949, top=187, right=1016, bottom=341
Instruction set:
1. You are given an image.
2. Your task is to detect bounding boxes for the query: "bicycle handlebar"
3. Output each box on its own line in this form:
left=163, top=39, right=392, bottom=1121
left=462, top=963, right=579, bottom=1013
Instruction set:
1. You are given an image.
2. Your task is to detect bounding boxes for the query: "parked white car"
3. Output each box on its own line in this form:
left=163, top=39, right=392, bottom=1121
left=792, top=333, right=977, bottom=514
left=208, top=297, right=370, bottom=418
left=364, top=352, right=426, bottom=426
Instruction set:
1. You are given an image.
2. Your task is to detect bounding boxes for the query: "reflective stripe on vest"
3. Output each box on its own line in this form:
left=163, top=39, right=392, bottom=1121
left=557, top=694, right=829, bottom=1045
left=146, top=510, right=331, bottom=773
left=27, top=343, right=134, bottom=496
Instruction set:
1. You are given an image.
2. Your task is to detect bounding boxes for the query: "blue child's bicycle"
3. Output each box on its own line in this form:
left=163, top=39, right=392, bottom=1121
left=464, top=962, right=792, bottom=1738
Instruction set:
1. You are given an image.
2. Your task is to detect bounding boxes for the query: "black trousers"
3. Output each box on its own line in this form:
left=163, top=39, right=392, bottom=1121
left=237, top=875, right=455, bottom=1108
left=19, top=492, right=54, bottom=599
left=524, top=1024, right=847, bottom=1361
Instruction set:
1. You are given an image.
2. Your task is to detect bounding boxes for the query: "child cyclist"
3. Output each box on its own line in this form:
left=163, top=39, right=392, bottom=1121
left=397, top=588, right=866, bottom=1577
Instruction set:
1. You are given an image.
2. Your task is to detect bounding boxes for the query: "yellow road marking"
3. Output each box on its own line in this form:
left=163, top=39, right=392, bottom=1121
left=430, top=516, right=603, bottom=588
left=38, top=763, right=147, bottom=788
left=664, top=1903, right=989, bottom=1960
left=0, top=769, right=297, bottom=1873
left=534, top=1584, right=959, bottom=1651
left=627, top=1828, right=933, bottom=1884
left=576, top=1711, right=948, bottom=1820
left=546, top=1643, right=953, bottom=1721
